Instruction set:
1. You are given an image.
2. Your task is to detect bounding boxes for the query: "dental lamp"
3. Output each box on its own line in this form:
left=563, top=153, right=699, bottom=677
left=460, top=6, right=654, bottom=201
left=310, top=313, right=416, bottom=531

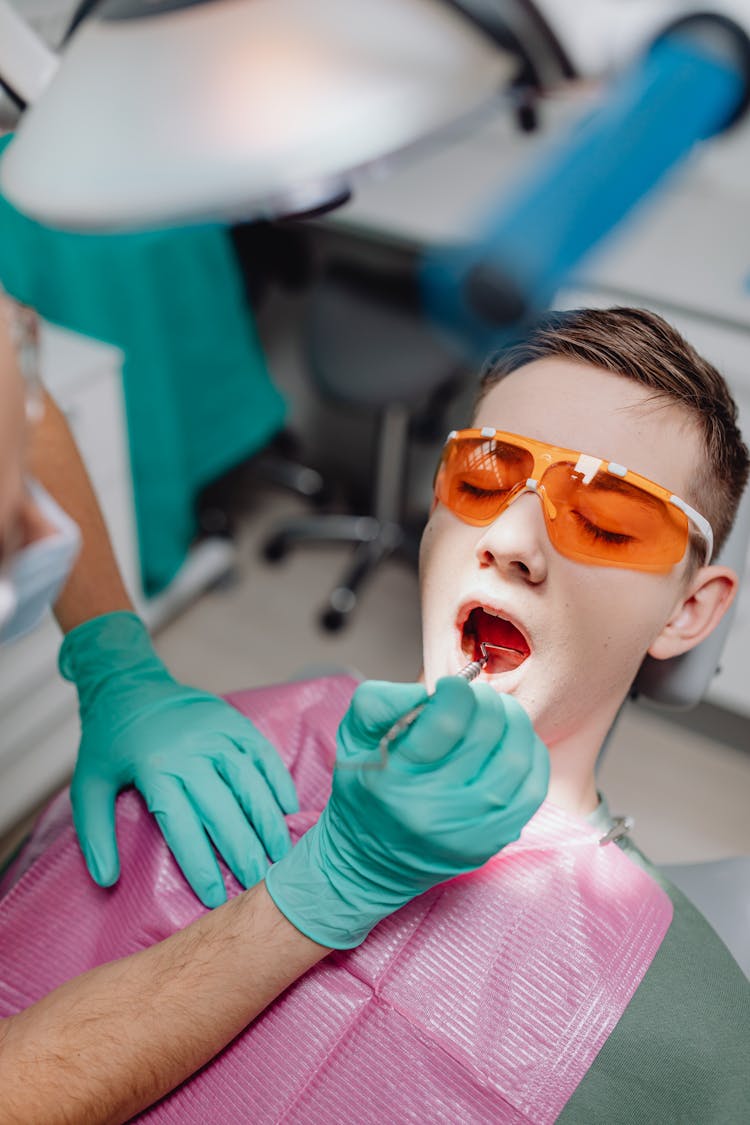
left=0, top=0, right=518, bottom=229
left=0, top=0, right=747, bottom=236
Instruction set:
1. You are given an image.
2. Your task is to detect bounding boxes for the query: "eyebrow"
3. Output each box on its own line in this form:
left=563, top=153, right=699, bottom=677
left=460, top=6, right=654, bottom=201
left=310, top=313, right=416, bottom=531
left=584, top=471, right=664, bottom=507
left=489, top=442, right=529, bottom=465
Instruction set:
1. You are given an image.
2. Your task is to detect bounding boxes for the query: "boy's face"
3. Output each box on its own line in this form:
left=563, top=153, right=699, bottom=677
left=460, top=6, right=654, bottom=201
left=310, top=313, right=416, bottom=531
left=420, top=357, right=704, bottom=750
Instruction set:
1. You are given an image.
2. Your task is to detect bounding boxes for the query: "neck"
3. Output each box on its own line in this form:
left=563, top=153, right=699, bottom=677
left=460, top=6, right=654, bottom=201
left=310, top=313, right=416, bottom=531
left=541, top=707, right=619, bottom=819
left=545, top=770, right=600, bottom=819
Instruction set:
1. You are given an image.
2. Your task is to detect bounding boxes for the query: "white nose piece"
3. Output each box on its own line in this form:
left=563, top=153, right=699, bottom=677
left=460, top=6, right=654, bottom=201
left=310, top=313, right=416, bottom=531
left=520, top=478, right=557, bottom=520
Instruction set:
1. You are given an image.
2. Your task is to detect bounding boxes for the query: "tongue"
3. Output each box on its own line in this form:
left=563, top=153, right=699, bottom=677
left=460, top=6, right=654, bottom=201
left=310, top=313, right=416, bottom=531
left=474, top=612, right=528, bottom=657
left=466, top=608, right=529, bottom=673
left=476, top=612, right=525, bottom=651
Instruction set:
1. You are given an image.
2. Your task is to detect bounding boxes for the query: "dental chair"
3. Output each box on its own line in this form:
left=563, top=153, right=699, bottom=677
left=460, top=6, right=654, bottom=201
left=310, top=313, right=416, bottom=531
left=630, top=481, right=750, bottom=978
left=262, top=262, right=467, bottom=631
left=658, top=856, right=750, bottom=978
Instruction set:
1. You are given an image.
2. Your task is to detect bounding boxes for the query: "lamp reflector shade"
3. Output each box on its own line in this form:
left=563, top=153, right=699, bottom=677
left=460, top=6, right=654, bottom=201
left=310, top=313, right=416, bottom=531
left=0, top=0, right=514, bottom=230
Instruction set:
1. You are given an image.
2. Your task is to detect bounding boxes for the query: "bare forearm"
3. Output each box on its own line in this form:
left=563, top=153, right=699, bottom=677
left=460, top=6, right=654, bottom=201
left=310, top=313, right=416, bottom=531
left=29, top=389, right=133, bottom=632
left=0, top=882, right=328, bottom=1125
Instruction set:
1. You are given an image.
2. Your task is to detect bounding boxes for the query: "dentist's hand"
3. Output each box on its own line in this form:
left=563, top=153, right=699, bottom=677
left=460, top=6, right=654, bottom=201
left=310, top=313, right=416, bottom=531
left=60, top=612, right=298, bottom=908
left=266, top=676, right=549, bottom=948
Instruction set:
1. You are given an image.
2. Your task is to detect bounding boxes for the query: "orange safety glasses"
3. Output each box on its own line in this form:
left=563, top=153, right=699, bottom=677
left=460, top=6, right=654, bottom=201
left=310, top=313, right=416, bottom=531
left=434, top=429, right=713, bottom=572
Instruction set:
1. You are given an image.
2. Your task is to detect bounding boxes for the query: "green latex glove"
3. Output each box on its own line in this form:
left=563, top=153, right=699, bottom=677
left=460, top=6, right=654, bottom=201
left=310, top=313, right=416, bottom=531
left=60, top=612, right=298, bottom=908
left=266, top=676, right=549, bottom=948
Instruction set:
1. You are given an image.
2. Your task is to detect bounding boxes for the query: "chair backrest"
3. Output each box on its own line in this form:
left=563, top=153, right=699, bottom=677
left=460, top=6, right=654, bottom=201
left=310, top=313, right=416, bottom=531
left=306, top=265, right=465, bottom=409
left=633, top=482, right=750, bottom=708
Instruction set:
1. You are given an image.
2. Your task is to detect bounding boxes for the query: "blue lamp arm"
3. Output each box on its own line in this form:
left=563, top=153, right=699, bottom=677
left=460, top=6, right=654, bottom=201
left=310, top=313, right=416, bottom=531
left=422, top=16, right=750, bottom=361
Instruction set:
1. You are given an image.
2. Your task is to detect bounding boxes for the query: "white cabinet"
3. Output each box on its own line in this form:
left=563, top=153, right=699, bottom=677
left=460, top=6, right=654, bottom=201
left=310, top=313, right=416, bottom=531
left=39, top=322, right=141, bottom=599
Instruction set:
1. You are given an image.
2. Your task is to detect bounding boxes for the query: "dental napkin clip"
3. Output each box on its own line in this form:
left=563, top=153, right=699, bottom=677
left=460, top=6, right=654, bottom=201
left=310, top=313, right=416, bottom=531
left=599, top=815, right=635, bottom=847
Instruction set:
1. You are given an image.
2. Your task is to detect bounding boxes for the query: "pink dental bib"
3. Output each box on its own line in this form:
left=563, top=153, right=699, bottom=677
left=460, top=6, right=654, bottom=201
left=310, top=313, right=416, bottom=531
left=0, top=677, right=672, bottom=1123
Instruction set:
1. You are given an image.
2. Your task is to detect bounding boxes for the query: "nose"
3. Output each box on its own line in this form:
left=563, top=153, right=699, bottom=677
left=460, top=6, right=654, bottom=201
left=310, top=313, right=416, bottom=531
left=474, top=487, right=549, bottom=583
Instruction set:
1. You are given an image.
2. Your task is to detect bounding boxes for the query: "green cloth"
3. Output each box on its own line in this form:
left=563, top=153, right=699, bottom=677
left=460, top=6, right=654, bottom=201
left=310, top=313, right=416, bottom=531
left=557, top=802, right=750, bottom=1123
left=0, top=134, right=285, bottom=594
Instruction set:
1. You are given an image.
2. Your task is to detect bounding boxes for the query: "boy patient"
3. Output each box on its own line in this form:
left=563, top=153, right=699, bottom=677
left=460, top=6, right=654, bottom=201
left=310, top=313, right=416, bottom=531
left=1, top=307, right=748, bottom=1123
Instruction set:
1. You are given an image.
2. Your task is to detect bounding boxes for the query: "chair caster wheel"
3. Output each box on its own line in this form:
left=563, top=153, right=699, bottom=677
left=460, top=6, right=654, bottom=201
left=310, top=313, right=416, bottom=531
left=320, top=607, right=347, bottom=632
left=262, top=536, right=288, bottom=563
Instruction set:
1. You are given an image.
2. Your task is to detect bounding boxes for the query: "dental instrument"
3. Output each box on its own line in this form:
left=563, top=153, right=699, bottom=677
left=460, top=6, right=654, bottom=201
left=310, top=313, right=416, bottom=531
left=372, top=642, right=508, bottom=767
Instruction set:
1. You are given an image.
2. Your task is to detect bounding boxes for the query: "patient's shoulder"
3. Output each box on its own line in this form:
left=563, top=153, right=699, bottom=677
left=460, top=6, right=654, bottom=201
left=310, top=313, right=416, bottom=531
left=622, top=837, right=747, bottom=977
left=622, top=837, right=748, bottom=1023
left=558, top=839, right=750, bottom=1124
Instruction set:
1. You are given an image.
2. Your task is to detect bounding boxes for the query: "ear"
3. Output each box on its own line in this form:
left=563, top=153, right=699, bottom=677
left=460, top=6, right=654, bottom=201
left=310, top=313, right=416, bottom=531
left=648, top=564, right=738, bottom=661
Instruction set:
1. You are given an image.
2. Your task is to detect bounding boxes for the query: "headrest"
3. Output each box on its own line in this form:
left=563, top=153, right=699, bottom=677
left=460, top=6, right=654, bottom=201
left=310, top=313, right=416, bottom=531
left=633, top=483, right=750, bottom=709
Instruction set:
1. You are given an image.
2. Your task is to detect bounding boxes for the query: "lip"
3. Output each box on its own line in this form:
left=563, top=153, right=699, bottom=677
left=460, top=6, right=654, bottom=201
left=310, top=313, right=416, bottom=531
left=454, top=598, right=532, bottom=679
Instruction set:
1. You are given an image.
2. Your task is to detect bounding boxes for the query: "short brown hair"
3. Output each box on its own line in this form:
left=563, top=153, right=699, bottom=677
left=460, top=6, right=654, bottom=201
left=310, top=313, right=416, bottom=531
left=478, top=307, right=749, bottom=560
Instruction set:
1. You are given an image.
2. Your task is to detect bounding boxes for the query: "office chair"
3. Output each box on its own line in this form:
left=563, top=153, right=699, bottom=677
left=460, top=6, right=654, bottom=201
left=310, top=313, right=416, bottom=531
left=262, top=263, right=467, bottom=631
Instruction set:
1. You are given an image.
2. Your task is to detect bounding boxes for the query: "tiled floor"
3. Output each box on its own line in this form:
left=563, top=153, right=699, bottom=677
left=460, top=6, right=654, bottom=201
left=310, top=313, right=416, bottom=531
left=153, top=487, right=750, bottom=868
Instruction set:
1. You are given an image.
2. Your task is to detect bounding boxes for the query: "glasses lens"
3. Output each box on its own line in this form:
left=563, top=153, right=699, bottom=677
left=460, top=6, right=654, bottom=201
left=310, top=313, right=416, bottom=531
left=541, top=463, right=689, bottom=568
left=436, top=436, right=534, bottom=526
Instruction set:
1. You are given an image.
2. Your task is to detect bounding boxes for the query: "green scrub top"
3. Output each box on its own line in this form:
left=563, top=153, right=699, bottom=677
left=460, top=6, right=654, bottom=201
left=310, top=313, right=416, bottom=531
left=0, top=133, right=286, bottom=595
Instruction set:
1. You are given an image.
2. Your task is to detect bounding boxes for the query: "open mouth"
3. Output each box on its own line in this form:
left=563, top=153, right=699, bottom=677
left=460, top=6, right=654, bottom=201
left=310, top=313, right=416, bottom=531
left=460, top=606, right=531, bottom=674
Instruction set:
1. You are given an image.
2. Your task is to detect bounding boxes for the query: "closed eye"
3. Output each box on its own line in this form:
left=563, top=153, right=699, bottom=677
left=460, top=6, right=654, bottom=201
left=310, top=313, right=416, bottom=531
left=457, top=480, right=508, bottom=499
left=572, top=510, right=635, bottom=545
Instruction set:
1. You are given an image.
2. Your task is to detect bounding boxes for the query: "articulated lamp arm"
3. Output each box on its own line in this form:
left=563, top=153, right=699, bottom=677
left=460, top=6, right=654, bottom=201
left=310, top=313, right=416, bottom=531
left=422, top=13, right=750, bottom=361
